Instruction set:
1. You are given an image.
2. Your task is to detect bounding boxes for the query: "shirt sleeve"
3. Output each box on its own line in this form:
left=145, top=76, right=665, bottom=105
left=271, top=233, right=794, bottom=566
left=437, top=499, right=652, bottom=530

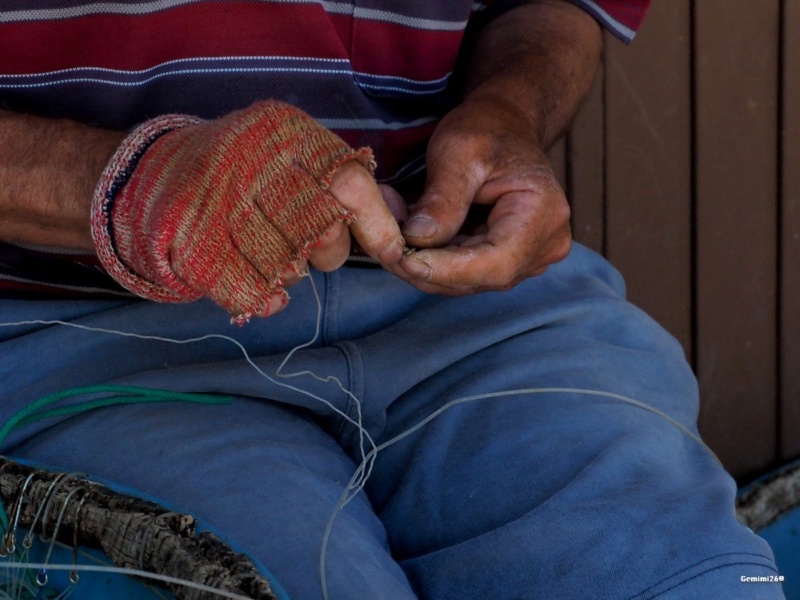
left=565, top=0, right=653, bottom=43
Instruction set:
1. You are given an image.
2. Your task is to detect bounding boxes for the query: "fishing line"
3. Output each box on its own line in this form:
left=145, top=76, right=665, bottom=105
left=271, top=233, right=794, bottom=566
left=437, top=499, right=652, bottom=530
left=0, top=563, right=261, bottom=600
left=0, top=278, right=374, bottom=462
left=0, top=516, right=265, bottom=600
left=274, top=272, right=377, bottom=477
left=0, top=274, right=381, bottom=598
left=0, top=322, right=359, bottom=434
left=0, top=274, right=724, bottom=600
left=317, top=386, right=721, bottom=600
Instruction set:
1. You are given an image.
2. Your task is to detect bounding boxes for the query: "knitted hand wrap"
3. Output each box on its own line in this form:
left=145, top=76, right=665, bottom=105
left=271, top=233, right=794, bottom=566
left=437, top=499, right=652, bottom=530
left=91, top=101, right=374, bottom=323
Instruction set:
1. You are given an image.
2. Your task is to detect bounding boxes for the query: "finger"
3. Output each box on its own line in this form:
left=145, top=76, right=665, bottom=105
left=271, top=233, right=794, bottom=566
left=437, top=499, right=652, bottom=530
left=265, top=289, right=290, bottom=317
left=402, top=141, right=486, bottom=248
left=189, top=236, right=288, bottom=321
left=399, top=245, right=512, bottom=293
left=399, top=191, right=571, bottom=291
left=226, top=194, right=292, bottom=281
left=382, top=252, right=480, bottom=295
left=458, top=232, right=488, bottom=248
left=197, top=194, right=298, bottom=319
left=277, top=260, right=308, bottom=287
left=399, top=223, right=569, bottom=294
left=378, top=184, right=409, bottom=223
left=307, top=221, right=350, bottom=272
left=328, top=161, right=406, bottom=265
left=226, top=288, right=289, bottom=323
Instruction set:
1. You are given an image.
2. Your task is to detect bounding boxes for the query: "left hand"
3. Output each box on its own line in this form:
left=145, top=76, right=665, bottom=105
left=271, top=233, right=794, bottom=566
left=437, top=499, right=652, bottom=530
left=394, top=95, right=572, bottom=295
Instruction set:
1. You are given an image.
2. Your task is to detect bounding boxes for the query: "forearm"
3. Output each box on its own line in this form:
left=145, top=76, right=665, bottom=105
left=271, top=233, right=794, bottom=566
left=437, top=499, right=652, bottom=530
left=464, top=0, right=602, bottom=148
left=0, top=110, right=123, bottom=250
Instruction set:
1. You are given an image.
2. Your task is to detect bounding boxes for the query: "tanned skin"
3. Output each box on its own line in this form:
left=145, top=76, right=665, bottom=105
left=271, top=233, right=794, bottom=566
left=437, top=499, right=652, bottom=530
left=0, top=0, right=601, bottom=313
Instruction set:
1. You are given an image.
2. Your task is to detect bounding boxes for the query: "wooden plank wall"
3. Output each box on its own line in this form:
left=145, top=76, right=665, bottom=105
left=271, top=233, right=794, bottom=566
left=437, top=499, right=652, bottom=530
left=783, top=0, right=800, bottom=464
left=548, top=1, right=797, bottom=481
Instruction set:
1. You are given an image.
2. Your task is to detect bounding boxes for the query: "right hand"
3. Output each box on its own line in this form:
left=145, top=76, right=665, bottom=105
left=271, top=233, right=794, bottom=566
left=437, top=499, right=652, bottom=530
left=92, top=101, right=405, bottom=323
left=299, top=160, right=407, bottom=275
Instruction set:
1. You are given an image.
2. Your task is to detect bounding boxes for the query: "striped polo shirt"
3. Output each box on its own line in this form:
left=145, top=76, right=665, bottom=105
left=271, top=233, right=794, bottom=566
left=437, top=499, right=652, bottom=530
left=0, top=0, right=651, bottom=297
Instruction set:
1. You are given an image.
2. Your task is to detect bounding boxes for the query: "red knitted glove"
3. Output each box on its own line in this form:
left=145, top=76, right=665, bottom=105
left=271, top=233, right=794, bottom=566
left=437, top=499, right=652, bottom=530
left=91, top=101, right=374, bottom=323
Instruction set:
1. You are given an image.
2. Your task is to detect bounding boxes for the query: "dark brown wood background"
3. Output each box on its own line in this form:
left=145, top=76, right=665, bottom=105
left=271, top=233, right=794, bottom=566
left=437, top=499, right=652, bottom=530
left=547, top=1, right=798, bottom=482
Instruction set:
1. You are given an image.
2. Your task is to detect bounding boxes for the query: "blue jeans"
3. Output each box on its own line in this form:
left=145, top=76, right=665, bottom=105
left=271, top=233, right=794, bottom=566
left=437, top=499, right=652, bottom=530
left=0, top=244, right=783, bottom=599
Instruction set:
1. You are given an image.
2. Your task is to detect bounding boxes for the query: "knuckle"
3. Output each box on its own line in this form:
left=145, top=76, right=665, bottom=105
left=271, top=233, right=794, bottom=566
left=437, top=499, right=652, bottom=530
left=481, top=275, right=521, bottom=294
left=551, top=235, right=572, bottom=263
left=552, top=222, right=573, bottom=260
left=499, top=279, right=521, bottom=292
left=501, top=163, right=560, bottom=194
left=486, top=260, right=517, bottom=288
left=435, top=128, right=493, bottom=156
left=528, top=162, right=559, bottom=184
left=316, top=222, right=345, bottom=247
left=328, top=161, right=374, bottom=205
left=309, top=245, right=348, bottom=272
left=377, top=237, right=405, bottom=264
left=553, top=196, right=571, bottom=224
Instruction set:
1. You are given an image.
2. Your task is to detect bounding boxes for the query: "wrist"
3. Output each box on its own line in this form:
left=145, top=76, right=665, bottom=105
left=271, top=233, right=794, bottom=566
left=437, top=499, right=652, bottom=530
left=461, top=0, right=602, bottom=149
left=91, top=114, right=203, bottom=303
left=460, top=84, right=548, bottom=149
left=0, top=112, right=125, bottom=251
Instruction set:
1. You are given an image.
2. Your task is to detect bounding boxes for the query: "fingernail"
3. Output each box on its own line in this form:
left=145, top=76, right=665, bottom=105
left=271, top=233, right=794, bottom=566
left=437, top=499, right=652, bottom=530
left=403, top=215, right=438, bottom=238
left=401, top=256, right=432, bottom=279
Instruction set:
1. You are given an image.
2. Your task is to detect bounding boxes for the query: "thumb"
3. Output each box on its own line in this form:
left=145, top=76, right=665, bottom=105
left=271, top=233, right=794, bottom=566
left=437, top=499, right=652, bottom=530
left=328, top=160, right=406, bottom=264
left=402, top=149, right=485, bottom=248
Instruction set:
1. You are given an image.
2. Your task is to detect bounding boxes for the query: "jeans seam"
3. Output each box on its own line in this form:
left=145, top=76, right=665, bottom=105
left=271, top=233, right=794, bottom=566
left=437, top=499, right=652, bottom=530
left=626, top=552, right=778, bottom=600
left=321, top=269, right=338, bottom=346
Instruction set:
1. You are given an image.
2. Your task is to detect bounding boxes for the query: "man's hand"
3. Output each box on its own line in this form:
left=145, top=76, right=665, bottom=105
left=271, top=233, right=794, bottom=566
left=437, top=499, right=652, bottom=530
left=92, top=101, right=405, bottom=322
left=396, top=95, right=571, bottom=294
left=390, top=0, right=601, bottom=295
left=321, top=161, right=406, bottom=270
left=0, top=106, right=404, bottom=322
